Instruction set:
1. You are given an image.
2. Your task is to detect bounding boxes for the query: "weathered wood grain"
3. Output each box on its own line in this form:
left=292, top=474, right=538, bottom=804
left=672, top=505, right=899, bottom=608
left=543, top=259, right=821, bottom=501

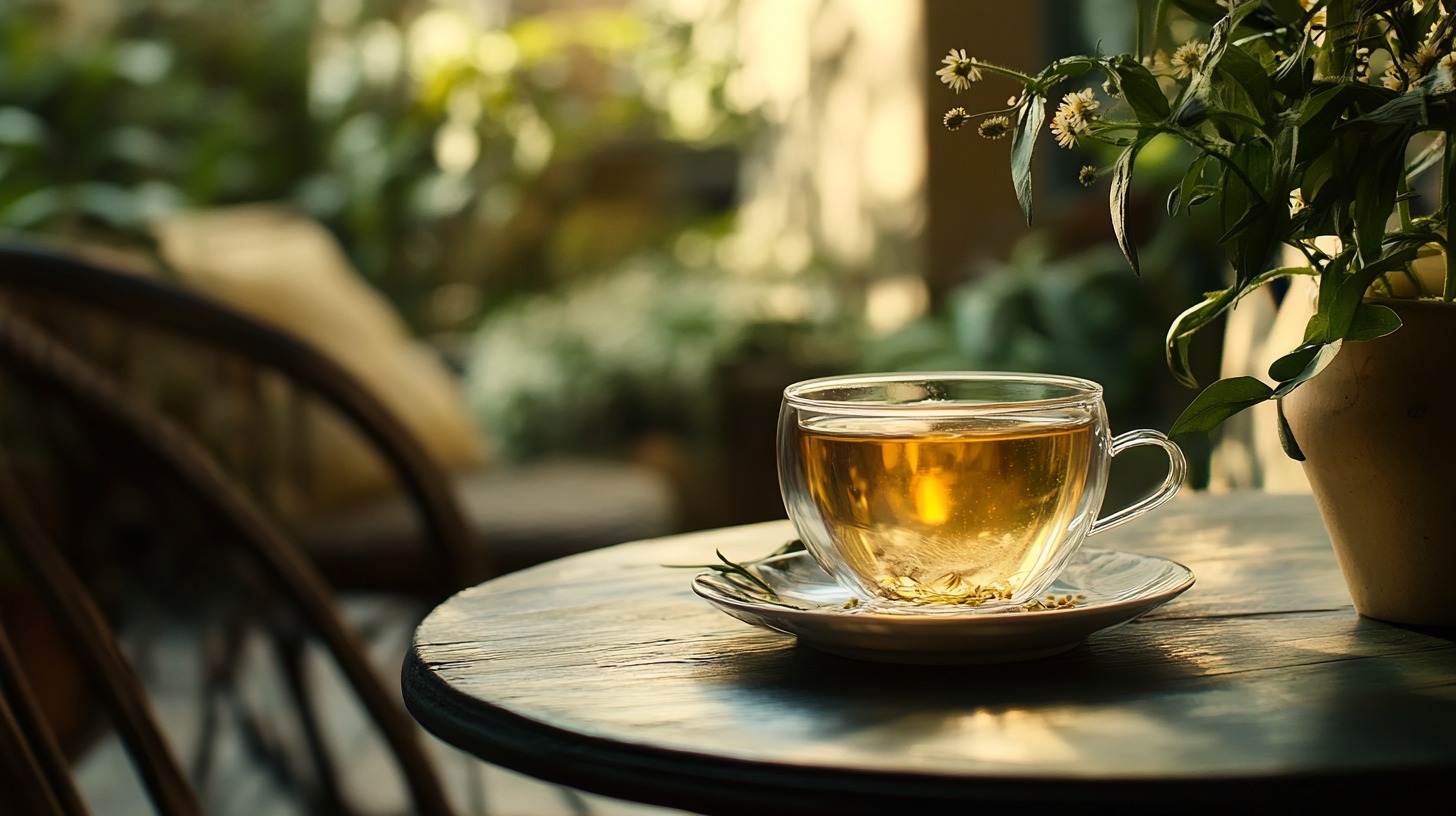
left=405, top=492, right=1456, bottom=814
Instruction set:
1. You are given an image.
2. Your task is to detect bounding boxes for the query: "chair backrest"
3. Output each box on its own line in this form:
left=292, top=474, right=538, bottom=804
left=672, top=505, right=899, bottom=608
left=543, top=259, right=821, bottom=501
left=0, top=241, right=485, bottom=595
left=0, top=285, right=458, bottom=814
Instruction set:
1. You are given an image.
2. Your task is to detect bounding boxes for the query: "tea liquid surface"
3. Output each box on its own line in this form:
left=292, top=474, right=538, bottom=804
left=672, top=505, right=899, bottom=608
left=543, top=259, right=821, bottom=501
left=797, top=413, right=1094, bottom=601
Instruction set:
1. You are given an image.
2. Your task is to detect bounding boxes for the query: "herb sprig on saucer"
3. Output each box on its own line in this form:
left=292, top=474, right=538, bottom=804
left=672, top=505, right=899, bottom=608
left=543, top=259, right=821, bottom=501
left=666, top=539, right=805, bottom=598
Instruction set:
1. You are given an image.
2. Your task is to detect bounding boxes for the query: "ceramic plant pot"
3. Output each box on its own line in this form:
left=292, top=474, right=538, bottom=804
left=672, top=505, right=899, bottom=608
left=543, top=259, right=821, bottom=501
left=1282, top=297, right=1456, bottom=627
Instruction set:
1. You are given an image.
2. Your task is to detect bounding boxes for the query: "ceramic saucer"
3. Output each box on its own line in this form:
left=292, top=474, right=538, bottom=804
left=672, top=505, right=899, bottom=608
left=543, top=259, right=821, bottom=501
left=692, top=548, right=1194, bottom=664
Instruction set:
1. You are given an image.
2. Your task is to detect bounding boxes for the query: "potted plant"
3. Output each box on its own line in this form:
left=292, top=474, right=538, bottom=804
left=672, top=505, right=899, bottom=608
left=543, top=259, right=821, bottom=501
left=934, top=0, right=1456, bottom=626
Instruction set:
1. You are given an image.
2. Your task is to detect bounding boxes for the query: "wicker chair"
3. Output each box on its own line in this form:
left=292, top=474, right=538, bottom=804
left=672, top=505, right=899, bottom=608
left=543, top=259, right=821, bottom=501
left=1, top=234, right=681, bottom=592
left=0, top=240, right=690, bottom=814
left=0, top=240, right=490, bottom=595
left=0, top=284, right=457, bottom=813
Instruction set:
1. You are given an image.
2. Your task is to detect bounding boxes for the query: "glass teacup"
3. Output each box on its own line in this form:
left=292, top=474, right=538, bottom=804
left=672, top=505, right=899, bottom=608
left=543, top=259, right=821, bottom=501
left=777, top=372, right=1186, bottom=611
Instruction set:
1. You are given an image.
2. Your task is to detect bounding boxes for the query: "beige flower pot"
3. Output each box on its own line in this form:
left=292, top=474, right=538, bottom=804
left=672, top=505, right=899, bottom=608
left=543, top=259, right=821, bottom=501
left=1282, top=297, right=1456, bottom=627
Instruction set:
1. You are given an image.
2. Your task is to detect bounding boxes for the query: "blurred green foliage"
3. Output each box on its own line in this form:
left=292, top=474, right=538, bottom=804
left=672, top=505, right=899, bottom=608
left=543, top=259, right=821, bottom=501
left=465, top=246, right=758, bottom=459
left=0, top=0, right=318, bottom=235
left=0, top=0, right=751, bottom=334
left=864, top=237, right=1165, bottom=417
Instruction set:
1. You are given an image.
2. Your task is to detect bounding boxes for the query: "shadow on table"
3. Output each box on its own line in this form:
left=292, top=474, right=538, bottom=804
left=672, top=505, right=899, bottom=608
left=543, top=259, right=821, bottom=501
left=694, top=611, right=1456, bottom=773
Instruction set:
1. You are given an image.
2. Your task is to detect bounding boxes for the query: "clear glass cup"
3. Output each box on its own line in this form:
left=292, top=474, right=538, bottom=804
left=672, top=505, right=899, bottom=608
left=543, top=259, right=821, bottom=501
left=778, top=372, right=1186, bottom=611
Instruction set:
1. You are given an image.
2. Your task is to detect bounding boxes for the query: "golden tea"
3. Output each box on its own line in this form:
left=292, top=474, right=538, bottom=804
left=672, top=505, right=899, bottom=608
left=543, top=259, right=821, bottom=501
left=794, top=413, right=1095, bottom=603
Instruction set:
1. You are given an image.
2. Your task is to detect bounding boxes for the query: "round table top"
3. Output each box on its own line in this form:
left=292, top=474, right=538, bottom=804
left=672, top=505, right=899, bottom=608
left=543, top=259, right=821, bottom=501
left=404, top=491, right=1456, bottom=814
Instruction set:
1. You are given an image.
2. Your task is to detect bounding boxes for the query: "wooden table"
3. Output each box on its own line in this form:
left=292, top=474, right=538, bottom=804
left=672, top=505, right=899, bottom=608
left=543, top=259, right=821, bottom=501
left=403, top=492, right=1456, bottom=814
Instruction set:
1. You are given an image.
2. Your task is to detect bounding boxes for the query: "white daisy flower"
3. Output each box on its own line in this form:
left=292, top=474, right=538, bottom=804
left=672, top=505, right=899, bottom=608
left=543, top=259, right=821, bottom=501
left=1049, top=111, right=1079, bottom=148
left=1057, top=88, right=1100, bottom=127
left=1171, top=40, right=1208, bottom=80
left=936, top=48, right=982, bottom=93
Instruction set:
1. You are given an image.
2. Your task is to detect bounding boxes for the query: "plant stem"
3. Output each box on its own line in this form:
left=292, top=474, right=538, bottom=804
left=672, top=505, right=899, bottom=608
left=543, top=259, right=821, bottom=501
left=1289, top=240, right=1327, bottom=271
left=1396, top=168, right=1413, bottom=232
left=1445, top=132, right=1455, bottom=302
left=1152, top=0, right=1169, bottom=55
left=1202, top=109, right=1268, bottom=130
left=971, top=60, right=1034, bottom=85
left=1326, top=0, right=1352, bottom=78
left=1389, top=169, right=1424, bottom=296
left=1175, top=129, right=1269, bottom=209
left=1135, top=0, right=1147, bottom=60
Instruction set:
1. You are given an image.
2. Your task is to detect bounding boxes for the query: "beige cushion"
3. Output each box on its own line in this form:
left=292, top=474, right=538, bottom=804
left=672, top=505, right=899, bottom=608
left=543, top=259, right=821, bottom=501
left=153, top=205, right=488, bottom=509
left=301, top=459, right=678, bottom=585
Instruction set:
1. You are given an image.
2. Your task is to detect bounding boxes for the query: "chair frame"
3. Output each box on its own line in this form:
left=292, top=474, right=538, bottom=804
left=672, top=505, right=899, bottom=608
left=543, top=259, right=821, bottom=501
left=0, top=620, right=90, bottom=816
left=0, top=241, right=470, bottom=814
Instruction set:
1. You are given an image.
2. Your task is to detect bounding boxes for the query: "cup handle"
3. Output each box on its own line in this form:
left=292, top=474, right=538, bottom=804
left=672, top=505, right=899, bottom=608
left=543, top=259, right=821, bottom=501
left=1088, top=429, right=1188, bottom=536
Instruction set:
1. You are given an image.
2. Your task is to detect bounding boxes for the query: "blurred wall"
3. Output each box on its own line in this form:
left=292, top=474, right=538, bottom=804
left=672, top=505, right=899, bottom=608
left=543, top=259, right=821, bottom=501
left=727, top=0, right=925, bottom=303
left=923, top=0, right=1043, bottom=303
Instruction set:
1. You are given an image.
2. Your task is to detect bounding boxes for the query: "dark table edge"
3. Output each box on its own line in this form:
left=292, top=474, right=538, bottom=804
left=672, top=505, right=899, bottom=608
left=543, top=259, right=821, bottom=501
left=402, top=647, right=1451, bottom=815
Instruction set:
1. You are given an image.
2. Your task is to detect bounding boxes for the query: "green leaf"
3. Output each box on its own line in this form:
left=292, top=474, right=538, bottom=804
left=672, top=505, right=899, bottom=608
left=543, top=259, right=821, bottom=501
left=1166, top=0, right=1231, bottom=22
left=1247, top=265, right=1317, bottom=291
left=1323, top=0, right=1357, bottom=77
left=1036, top=55, right=1103, bottom=86
left=1173, top=89, right=1210, bottom=127
left=1294, top=85, right=1352, bottom=128
left=1306, top=244, right=1418, bottom=344
left=1265, top=0, right=1309, bottom=25
left=1270, top=40, right=1313, bottom=97
left=1215, top=44, right=1273, bottom=125
left=1108, top=55, right=1170, bottom=123
left=1276, top=398, right=1305, bottom=461
left=1298, top=146, right=1335, bottom=204
left=1217, top=200, right=1269, bottom=244
left=1186, top=188, right=1217, bottom=207
left=1272, top=340, right=1340, bottom=398
left=1111, top=138, right=1147, bottom=275
left=1289, top=87, right=1367, bottom=173
left=1173, top=0, right=1261, bottom=126
left=1168, top=0, right=1283, bottom=29
left=1350, top=91, right=1429, bottom=128
left=1267, top=343, right=1322, bottom=382
left=1217, top=141, right=1281, bottom=288
left=1165, top=287, right=1237, bottom=388
left=1345, top=302, right=1402, bottom=341
left=1380, top=228, right=1446, bottom=262
left=1171, top=153, right=1211, bottom=216
left=1352, top=128, right=1413, bottom=264
left=1303, top=250, right=1352, bottom=343
left=1169, top=376, right=1276, bottom=437
left=1163, top=265, right=1312, bottom=389
left=1010, top=97, right=1045, bottom=226
left=1273, top=124, right=1298, bottom=196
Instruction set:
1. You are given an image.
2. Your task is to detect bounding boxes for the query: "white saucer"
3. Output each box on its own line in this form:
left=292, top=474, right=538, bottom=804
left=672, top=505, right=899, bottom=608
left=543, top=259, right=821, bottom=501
left=692, top=548, right=1194, bottom=664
